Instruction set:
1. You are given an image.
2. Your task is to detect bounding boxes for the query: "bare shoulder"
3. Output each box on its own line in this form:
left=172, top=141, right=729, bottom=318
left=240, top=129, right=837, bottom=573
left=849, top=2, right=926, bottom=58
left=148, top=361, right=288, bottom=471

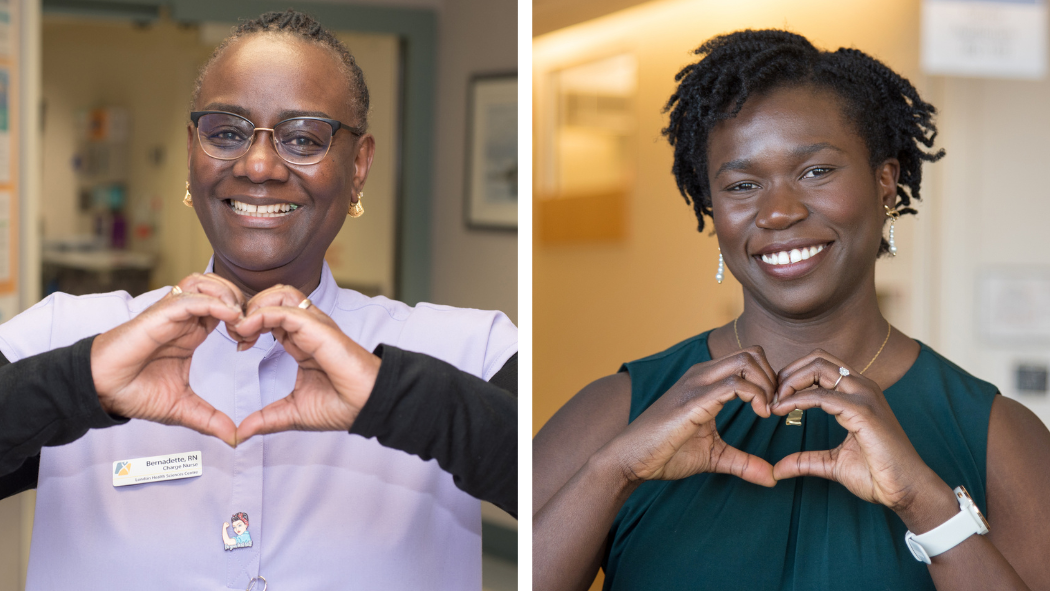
left=986, top=395, right=1050, bottom=588
left=533, top=372, right=632, bottom=515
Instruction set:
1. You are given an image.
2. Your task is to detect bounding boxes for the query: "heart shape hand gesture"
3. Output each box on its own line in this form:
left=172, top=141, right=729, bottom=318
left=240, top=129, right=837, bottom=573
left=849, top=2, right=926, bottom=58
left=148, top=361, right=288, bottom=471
left=90, top=274, right=380, bottom=447
left=609, top=344, right=938, bottom=512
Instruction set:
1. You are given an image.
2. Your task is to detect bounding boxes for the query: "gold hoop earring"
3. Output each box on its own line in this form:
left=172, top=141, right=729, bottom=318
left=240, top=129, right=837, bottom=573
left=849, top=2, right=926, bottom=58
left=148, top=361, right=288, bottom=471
left=183, top=181, right=193, bottom=207
left=348, top=192, right=364, bottom=218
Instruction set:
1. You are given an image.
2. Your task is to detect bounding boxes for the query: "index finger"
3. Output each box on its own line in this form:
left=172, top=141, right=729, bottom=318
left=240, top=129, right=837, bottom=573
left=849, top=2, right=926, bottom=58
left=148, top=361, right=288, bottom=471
left=172, top=273, right=246, bottom=310
left=741, top=345, right=777, bottom=387
left=244, top=284, right=309, bottom=315
left=776, top=353, right=852, bottom=403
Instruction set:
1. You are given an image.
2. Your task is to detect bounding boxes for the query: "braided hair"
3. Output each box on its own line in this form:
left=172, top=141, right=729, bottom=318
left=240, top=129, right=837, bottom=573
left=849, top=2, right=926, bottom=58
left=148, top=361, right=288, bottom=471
left=663, top=30, right=943, bottom=254
left=192, top=9, right=370, bottom=129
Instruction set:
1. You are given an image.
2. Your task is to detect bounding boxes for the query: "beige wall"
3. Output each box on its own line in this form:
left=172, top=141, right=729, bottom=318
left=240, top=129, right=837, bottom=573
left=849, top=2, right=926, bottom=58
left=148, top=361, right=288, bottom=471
left=927, top=74, right=1050, bottom=424
left=533, top=0, right=925, bottom=434
left=40, top=19, right=401, bottom=296
left=430, top=0, right=518, bottom=324
left=41, top=17, right=214, bottom=285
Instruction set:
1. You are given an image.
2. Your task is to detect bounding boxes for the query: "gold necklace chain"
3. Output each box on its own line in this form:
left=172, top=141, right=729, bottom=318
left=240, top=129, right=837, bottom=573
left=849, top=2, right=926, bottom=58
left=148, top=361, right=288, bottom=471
left=733, top=316, right=892, bottom=375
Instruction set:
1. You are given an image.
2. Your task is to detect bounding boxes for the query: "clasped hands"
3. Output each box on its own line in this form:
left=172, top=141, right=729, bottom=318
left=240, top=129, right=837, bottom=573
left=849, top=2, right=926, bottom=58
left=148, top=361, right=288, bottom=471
left=609, top=346, right=940, bottom=515
left=90, top=273, right=381, bottom=448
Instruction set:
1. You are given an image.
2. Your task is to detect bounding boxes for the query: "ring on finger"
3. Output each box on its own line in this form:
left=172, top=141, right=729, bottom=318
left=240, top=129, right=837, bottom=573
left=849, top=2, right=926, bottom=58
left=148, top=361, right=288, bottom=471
left=832, top=366, right=850, bottom=389
left=297, top=298, right=312, bottom=310
left=171, top=285, right=183, bottom=296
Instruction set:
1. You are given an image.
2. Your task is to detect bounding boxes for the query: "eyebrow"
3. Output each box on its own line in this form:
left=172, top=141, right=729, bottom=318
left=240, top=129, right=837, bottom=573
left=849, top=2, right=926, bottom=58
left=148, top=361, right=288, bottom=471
left=199, top=103, right=334, bottom=122
left=712, top=142, right=845, bottom=178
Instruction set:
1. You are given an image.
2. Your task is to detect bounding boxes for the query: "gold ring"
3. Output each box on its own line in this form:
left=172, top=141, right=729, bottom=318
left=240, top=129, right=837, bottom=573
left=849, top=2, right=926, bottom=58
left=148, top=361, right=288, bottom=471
left=297, top=298, right=312, bottom=310
left=171, top=285, right=183, bottom=296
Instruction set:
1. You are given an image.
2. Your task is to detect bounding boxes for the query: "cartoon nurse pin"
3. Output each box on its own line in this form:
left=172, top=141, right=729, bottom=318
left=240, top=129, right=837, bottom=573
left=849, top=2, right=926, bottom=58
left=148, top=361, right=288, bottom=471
left=222, top=512, right=253, bottom=550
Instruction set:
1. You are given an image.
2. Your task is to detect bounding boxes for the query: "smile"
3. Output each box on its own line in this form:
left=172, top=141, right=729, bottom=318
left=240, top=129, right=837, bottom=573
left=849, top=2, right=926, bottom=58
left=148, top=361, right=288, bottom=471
left=759, top=244, right=826, bottom=266
left=227, top=199, right=299, bottom=217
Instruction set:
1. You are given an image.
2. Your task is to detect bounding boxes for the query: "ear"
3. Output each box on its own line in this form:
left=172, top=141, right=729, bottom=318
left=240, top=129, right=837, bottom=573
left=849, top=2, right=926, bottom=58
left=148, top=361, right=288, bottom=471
left=351, top=133, right=376, bottom=196
left=876, top=158, right=900, bottom=209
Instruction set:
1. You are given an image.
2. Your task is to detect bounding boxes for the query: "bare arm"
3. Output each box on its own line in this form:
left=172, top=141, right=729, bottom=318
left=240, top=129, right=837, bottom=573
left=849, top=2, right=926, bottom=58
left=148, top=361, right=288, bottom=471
left=533, top=374, right=634, bottom=591
left=983, top=395, right=1050, bottom=588
left=533, top=350, right=778, bottom=591
left=897, top=395, right=1050, bottom=590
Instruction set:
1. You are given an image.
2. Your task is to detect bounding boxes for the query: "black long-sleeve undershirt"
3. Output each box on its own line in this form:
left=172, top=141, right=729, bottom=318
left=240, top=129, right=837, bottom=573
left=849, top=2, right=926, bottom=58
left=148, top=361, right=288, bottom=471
left=0, top=336, right=518, bottom=516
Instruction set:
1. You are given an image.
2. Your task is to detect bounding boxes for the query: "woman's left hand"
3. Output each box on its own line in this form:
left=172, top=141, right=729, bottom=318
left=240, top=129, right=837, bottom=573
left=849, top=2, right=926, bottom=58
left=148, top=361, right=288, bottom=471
left=231, top=285, right=381, bottom=443
left=770, top=350, right=942, bottom=513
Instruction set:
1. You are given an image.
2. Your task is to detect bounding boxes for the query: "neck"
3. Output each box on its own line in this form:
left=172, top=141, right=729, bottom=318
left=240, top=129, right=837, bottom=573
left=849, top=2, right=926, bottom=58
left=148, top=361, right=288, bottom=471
left=733, top=283, right=888, bottom=373
left=211, top=254, right=324, bottom=300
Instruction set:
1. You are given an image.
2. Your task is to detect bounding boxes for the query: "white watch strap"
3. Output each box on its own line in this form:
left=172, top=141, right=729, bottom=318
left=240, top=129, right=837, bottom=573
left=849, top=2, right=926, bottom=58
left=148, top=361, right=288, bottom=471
left=905, top=487, right=989, bottom=563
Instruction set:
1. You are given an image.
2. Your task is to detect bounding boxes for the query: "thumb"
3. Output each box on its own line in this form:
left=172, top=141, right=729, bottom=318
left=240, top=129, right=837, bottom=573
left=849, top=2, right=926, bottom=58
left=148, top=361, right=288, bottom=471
left=173, top=393, right=238, bottom=448
left=772, top=450, right=836, bottom=481
left=710, top=442, right=776, bottom=487
left=235, top=398, right=299, bottom=444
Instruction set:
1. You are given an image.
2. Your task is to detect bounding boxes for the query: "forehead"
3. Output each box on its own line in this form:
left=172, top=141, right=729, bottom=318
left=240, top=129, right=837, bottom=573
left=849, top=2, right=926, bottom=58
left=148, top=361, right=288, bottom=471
left=707, top=85, right=863, bottom=165
left=197, top=34, right=353, bottom=124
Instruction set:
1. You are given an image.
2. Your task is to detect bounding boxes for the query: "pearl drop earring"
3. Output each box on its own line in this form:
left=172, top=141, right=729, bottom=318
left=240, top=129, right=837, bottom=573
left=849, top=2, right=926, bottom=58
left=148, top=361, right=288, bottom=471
left=716, top=249, right=725, bottom=284
left=885, top=206, right=900, bottom=256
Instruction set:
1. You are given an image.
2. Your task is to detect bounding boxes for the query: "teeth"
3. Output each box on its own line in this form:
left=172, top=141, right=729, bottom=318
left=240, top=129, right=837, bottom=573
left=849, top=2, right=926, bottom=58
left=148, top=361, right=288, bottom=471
left=761, top=244, right=825, bottom=266
left=229, top=200, right=298, bottom=217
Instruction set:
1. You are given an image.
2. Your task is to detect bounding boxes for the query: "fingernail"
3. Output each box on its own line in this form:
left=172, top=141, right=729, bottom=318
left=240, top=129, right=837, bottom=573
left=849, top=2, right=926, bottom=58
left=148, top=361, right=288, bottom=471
left=773, top=394, right=779, bottom=406
left=237, top=342, right=250, bottom=352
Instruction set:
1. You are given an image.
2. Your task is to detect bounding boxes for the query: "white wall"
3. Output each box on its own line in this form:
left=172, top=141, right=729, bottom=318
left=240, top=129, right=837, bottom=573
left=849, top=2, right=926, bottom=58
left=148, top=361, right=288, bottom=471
left=429, top=0, right=518, bottom=324
left=924, top=75, right=1050, bottom=425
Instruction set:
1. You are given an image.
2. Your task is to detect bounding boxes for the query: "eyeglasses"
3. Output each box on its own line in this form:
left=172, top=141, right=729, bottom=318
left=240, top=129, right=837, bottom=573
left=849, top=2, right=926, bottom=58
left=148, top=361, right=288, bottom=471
left=190, top=111, right=364, bottom=166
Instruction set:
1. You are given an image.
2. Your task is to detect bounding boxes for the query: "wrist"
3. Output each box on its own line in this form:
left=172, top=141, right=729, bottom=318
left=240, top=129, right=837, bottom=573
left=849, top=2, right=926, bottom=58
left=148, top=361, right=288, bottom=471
left=589, top=444, right=645, bottom=498
left=893, top=470, right=959, bottom=534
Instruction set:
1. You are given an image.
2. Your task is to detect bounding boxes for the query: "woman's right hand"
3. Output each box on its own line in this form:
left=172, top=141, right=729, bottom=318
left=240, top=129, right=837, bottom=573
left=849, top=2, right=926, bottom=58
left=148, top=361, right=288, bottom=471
left=90, top=273, right=246, bottom=447
left=603, top=347, right=779, bottom=487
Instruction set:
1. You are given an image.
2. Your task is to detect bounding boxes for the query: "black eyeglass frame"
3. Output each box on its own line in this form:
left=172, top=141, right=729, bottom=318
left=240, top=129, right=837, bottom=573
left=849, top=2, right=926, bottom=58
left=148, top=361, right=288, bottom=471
left=189, top=110, right=365, bottom=165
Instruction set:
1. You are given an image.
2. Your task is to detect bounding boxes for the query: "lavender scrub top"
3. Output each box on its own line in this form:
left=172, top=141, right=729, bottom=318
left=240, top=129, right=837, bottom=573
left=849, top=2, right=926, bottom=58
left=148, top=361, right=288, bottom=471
left=0, top=262, right=517, bottom=590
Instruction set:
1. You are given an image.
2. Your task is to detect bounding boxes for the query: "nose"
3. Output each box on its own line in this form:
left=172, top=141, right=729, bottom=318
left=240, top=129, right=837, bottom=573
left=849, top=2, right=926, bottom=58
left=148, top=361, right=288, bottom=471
left=233, top=128, right=290, bottom=184
left=755, top=182, right=808, bottom=230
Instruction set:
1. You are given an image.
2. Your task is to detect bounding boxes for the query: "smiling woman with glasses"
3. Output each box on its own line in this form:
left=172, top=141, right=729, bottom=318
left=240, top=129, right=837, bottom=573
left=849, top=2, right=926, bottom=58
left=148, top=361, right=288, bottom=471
left=0, top=9, right=517, bottom=590
left=190, top=110, right=365, bottom=165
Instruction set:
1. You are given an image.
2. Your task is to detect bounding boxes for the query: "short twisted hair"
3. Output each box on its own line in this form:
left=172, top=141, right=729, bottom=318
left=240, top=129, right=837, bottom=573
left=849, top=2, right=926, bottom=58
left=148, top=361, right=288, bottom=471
left=192, top=9, right=369, bottom=129
left=663, top=30, right=943, bottom=253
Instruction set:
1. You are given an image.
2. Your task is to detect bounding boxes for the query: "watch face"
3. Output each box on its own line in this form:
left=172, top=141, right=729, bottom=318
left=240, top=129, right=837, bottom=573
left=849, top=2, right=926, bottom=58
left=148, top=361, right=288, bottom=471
left=955, top=486, right=991, bottom=530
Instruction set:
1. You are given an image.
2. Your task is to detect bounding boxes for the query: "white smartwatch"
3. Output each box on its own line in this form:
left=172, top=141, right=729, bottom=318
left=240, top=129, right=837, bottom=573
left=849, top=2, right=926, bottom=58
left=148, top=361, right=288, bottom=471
left=905, top=486, right=990, bottom=564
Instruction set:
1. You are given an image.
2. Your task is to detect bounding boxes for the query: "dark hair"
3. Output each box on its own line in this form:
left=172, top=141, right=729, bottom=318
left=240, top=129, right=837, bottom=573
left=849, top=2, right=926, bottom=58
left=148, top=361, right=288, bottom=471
left=663, top=29, right=944, bottom=254
left=192, top=9, right=369, bottom=129
left=231, top=512, right=249, bottom=527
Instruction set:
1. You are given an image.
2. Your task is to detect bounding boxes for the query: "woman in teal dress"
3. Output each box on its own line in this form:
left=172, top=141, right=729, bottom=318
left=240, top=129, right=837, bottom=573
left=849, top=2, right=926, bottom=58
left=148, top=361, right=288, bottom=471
left=533, top=30, right=1050, bottom=591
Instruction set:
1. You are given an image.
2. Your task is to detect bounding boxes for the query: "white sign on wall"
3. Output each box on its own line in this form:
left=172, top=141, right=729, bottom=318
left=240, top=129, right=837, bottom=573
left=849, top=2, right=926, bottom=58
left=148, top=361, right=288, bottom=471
left=978, top=269, right=1050, bottom=343
left=922, top=0, right=1048, bottom=78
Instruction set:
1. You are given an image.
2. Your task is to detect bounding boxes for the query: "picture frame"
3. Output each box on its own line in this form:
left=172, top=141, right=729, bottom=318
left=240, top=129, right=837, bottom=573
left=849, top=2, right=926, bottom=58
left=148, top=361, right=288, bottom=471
left=465, top=73, right=517, bottom=230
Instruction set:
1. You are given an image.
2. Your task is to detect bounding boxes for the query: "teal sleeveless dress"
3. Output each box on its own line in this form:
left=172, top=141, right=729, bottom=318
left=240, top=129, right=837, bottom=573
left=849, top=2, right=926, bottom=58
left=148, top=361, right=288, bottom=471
left=604, top=331, right=998, bottom=591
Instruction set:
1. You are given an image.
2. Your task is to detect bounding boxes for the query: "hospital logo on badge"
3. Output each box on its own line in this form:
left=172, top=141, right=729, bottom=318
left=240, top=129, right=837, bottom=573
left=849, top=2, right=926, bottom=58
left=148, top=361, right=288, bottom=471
left=114, top=461, right=131, bottom=476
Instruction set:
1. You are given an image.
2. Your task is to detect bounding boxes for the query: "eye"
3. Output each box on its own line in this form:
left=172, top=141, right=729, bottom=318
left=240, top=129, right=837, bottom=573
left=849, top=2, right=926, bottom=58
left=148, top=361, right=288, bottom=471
left=207, top=127, right=250, bottom=144
left=726, top=181, right=760, bottom=192
left=801, top=166, right=833, bottom=179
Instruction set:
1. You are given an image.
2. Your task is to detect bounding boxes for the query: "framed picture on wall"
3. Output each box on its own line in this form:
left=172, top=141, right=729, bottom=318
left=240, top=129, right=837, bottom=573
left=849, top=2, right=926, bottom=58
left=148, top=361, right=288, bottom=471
left=465, top=73, right=517, bottom=230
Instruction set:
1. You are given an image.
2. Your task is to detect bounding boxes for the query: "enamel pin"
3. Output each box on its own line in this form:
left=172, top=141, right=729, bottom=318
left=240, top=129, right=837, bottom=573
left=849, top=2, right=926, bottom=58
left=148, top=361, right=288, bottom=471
left=223, top=512, right=253, bottom=551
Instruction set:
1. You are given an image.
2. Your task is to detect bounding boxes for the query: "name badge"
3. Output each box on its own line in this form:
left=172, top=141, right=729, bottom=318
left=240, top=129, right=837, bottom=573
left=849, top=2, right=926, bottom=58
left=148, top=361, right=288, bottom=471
left=112, top=451, right=203, bottom=487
